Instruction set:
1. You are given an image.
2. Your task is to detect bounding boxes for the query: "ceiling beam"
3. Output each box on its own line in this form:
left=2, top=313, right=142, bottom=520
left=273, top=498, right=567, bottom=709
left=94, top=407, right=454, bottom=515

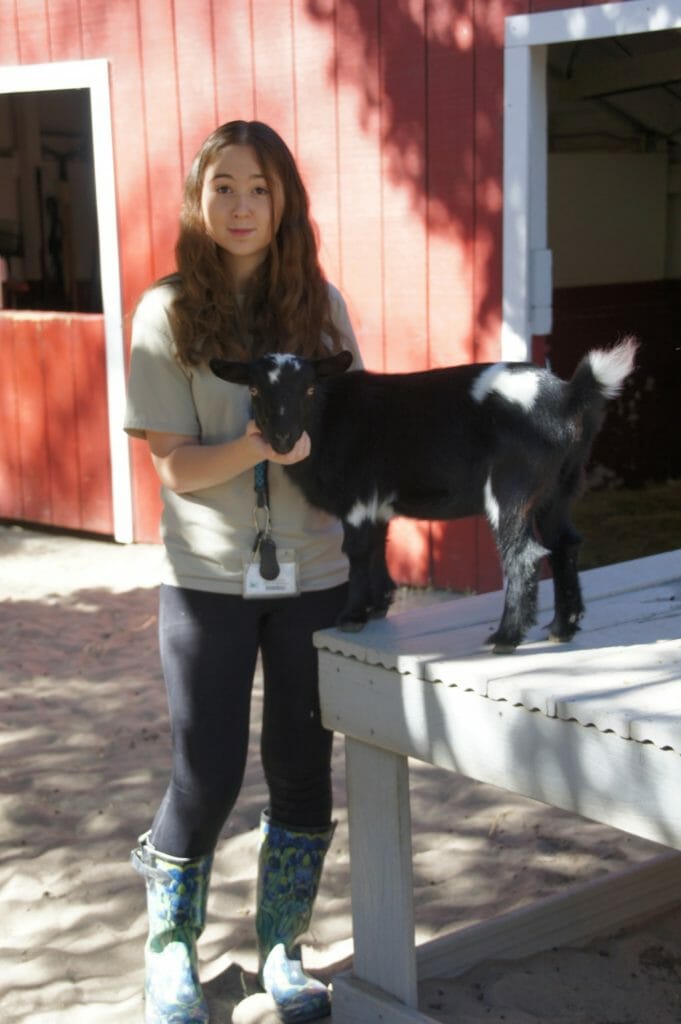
left=561, top=47, right=681, bottom=100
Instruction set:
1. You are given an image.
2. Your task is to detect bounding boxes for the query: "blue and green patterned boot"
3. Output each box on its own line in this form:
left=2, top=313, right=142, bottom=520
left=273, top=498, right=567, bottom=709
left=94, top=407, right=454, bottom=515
left=256, top=811, right=335, bottom=1023
left=131, top=832, right=213, bottom=1024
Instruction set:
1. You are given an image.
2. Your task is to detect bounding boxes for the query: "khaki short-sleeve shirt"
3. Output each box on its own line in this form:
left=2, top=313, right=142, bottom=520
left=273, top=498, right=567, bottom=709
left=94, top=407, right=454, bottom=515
left=124, top=280, right=362, bottom=594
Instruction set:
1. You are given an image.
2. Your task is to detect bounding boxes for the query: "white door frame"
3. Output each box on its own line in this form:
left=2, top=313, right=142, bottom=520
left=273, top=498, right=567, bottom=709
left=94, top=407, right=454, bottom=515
left=502, top=1, right=681, bottom=363
left=0, top=59, right=132, bottom=542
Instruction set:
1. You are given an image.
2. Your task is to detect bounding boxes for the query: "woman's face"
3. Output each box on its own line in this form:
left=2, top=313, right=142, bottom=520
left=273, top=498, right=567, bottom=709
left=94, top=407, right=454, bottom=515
left=200, top=144, right=283, bottom=285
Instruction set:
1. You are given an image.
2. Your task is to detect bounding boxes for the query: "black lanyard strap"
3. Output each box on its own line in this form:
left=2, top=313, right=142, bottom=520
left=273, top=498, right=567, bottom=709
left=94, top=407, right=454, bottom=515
left=254, top=460, right=269, bottom=509
left=252, top=461, right=280, bottom=580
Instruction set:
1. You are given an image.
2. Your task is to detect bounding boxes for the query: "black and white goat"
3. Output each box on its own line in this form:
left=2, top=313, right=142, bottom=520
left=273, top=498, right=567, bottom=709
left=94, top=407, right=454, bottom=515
left=211, top=339, right=636, bottom=652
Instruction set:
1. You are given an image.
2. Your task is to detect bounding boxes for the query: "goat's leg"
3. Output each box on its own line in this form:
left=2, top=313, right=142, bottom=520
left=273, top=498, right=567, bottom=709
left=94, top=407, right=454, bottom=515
left=535, top=470, right=585, bottom=642
left=368, top=522, right=396, bottom=619
left=537, top=515, right=584, bottom=641
left=546, top=536, right=584, bottom=641
left=338, top=521, right=382, bottom=631
left=489, top=516, right=548, bottom=654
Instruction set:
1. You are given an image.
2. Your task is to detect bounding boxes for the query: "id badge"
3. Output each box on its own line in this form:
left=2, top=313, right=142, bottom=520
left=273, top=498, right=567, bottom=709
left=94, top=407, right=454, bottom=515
left=242, top=548, right=299, bottom=598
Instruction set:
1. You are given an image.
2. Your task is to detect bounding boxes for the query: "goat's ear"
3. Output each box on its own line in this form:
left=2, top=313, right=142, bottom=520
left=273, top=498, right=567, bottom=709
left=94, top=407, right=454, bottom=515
left=314, top=350, right=354, bottom=378
left=210, top=358, right=251, bottom=385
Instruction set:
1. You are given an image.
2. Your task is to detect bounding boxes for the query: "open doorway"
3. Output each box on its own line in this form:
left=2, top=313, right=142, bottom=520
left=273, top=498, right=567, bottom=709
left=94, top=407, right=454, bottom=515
left=0, top=88, right=101, bottom=313
left=503, top=3, right=681, bottom=567
left=547, top=27, right=681, bottom=488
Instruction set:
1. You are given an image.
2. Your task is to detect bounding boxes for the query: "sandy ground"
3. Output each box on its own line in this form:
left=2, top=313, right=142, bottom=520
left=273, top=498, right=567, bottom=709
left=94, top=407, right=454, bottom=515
left=2, top=523, right=681, bottom=1024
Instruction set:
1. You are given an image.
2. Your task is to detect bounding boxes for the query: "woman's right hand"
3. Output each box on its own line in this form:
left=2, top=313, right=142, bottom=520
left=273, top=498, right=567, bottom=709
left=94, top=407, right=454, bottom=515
left=146, top=422, right=310, bottom=494
left=245, top=420, right=311, bottom=465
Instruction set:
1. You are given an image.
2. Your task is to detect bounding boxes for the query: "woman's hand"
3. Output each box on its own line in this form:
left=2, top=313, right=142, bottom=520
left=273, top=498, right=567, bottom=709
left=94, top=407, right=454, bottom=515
left=245, top=420, right=311, bottom=465
left=145, top=421, right=310, bottom=494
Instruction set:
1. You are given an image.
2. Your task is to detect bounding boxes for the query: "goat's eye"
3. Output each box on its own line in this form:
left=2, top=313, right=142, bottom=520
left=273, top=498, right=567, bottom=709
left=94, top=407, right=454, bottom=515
left=306, top=386, right=316, bottom=396
left=249, top=386, right=259, bottom=397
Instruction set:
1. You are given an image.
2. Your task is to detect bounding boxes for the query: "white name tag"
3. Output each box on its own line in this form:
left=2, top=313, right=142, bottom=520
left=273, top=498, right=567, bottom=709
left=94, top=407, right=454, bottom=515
left=243, top=549, right=299, bottom=598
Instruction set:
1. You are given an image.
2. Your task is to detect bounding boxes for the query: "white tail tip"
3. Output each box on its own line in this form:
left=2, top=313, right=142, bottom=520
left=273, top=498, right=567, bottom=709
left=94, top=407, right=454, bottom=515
left=587, top=336, right=637, bottom=399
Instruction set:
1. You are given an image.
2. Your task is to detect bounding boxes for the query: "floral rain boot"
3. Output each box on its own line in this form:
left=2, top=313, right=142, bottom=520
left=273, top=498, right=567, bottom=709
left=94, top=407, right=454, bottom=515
left=131, top=832, right=213, bottom=1024
left=256, top=811, right=336, bottom=1023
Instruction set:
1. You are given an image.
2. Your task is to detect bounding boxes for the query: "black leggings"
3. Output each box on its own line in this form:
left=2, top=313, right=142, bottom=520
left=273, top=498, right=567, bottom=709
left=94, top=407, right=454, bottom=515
left=150, top=582, right=348, bottom=858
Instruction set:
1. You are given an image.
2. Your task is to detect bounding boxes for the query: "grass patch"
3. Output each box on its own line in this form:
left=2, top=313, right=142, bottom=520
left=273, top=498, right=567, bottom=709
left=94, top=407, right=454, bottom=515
left=573, top=479, right=681, bottom=570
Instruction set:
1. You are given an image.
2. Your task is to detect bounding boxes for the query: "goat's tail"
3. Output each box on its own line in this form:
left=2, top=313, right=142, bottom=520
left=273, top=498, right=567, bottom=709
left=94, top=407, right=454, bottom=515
left=567, top=336, right=638, bottom=417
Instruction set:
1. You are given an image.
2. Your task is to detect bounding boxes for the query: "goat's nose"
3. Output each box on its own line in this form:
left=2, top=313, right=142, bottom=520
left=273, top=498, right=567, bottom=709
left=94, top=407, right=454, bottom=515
left=274, top=431, right=292, bottom=451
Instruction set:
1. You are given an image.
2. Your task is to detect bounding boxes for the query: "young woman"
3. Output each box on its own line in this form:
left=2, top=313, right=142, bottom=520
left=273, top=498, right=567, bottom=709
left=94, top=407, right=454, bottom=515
left=125, top=120, right=362, bottom=1024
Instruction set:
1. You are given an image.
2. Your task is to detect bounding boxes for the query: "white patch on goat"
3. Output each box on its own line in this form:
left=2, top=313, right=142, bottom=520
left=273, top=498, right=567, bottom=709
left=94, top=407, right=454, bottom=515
left=484, top=476, right=499, bottom=531
left=346, top=491, right=396, bottom=528
left=267, top=353, right=302, bottom=385
left=471, top=364, right=539, bottom=411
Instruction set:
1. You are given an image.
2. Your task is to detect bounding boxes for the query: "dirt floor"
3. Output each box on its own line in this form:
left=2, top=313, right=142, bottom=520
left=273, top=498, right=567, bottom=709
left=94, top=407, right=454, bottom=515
left=2, top=492, right=681, bottom=1023
left=574, top=479, right=681, bottom=570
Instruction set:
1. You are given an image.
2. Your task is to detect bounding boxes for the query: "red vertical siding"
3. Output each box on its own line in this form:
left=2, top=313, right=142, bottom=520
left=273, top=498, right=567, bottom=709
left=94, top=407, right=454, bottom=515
left=14, top=0, right=51, bottom=63
left=0, top=314, right=113, bottom=533
left=0, top=1, right=20, bottom=63
left=13, top=319, right=53, bottom=523
left=290, top=4, right=341, bottom=280
left=43, top=317, right=81, bottom=528
left=174, top=0, right=218, bottom=169
left=46, top=0, right=85, bottom=60
left=213, top=0, right=257, bottom=124
left=0, top=319, right=23, bottom=520
left=72, top=317, right=114, bottom=532
left=333, top=0, right=384, bottom=366
left=137, top=0, right=183, bottom=282
left=5, top=0, right=561, bottom=591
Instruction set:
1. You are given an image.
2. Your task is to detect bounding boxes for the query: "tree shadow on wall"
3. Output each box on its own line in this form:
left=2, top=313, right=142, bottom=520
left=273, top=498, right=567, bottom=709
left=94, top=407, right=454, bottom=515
left=306, top=0, right=505, bottom=349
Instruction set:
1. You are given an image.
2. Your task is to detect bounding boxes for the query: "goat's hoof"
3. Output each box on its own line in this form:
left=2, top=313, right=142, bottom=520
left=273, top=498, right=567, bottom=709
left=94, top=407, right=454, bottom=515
left=337, top=617, right=368, bottom=633
left=546, top=616, right=581, bottom=643
left=492, top=641, right=518, bottom=655
left=548, top=631, right=568, bottom=644
left=547, top=630, right=577, bottom=644
left=368, top=606, right=390, bottom=620
left=487, top=629, right=519, bottom=654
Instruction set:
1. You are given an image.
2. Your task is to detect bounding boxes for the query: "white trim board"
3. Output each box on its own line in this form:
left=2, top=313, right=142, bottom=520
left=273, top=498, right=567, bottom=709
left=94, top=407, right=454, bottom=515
left=0, top=60, right=133, bottom=543
left=501, top=1, right=681, bottom=362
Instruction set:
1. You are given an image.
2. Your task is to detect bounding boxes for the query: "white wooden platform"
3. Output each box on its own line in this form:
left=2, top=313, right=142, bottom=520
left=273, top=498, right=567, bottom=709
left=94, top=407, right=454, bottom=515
left=315, top=550, right=681, bottom=1024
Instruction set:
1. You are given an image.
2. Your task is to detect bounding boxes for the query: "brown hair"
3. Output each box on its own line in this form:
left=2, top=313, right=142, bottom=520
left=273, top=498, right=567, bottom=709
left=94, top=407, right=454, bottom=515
left=166, top=120, right=342, bottom=366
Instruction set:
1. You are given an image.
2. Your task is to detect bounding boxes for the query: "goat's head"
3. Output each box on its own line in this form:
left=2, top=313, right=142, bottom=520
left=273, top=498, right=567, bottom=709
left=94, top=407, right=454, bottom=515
left=210, top=349, right=353, bottom=454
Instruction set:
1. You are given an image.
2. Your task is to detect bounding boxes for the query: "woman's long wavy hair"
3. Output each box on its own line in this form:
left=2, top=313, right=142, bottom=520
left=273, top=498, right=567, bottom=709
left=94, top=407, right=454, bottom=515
left=167, top=120, right=342, bottom=366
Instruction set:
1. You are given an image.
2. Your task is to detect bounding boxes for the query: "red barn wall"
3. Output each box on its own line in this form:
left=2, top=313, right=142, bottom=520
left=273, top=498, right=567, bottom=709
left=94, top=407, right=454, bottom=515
left=0, top=0, right=604, bottom=593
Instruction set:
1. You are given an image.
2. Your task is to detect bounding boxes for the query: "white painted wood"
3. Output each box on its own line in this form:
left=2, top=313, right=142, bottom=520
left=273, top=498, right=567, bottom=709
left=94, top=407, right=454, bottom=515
left=0, top=60, right=132, bottom=543
left=530, top=246, right=552, bottom=335
left=344, top=738, right=418, bottom=1007
left=486, top=641, right=681, bottom=737
left=502, top=44, right=546, bottom=362
left=313, top=551, right=681, bottom=666
left=332, top=975, right=439, bottom=1024
left=315, top=561, right=681, bottom=714
left=319, top=654, right=681, bottom=849
left=505, top=2, right=681, bottom=49
left=416, top=852, right=681, bottom=980
left=319, top=554, right=681, bottom=1022
left=88, top=61, right=133, bottom=544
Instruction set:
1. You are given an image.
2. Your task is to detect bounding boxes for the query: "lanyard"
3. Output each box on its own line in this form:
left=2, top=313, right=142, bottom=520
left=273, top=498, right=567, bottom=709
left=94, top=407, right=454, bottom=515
left=253, top=462, right=279, bottom=580
left=254, top=460, right=269, bottom=509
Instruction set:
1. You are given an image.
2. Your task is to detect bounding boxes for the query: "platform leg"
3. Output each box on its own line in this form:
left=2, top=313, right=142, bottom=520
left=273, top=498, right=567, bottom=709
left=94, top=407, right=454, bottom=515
left=345, top=736, right=418, bottom=1007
